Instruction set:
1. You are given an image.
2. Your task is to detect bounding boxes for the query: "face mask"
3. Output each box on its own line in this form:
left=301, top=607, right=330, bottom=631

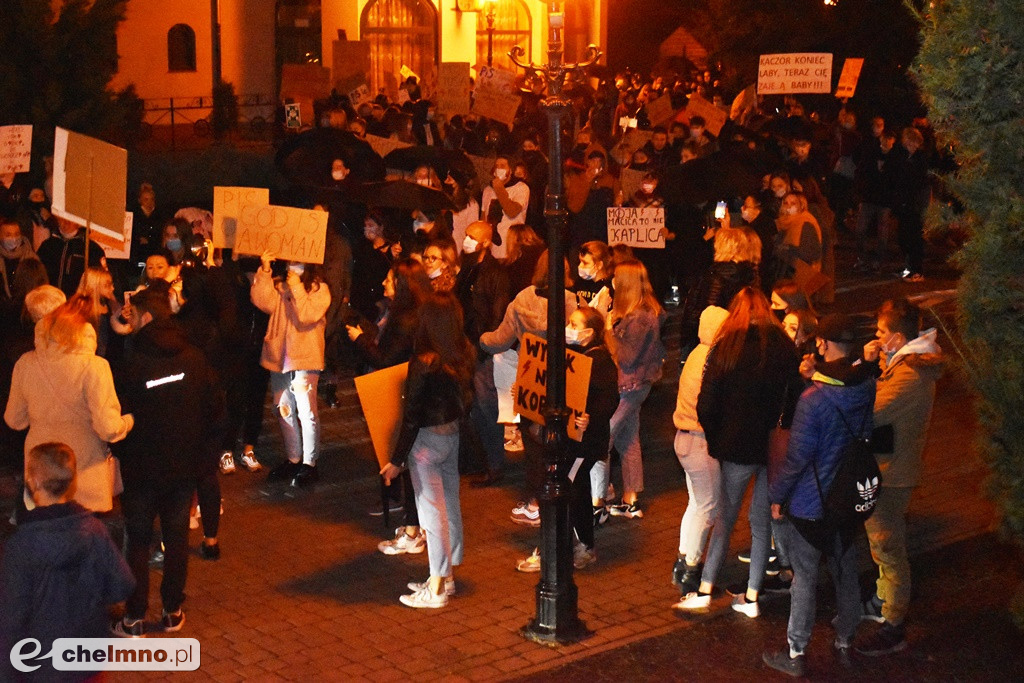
left=773, top=187, right=788, bottom=199
left=577, top=264, right=595, bottom=281
left=288, top=263, right=305, bottom=275
left=641, top=183, right=656, bottom=194
left=565, top=326, right=594, bottom=347
left=416, top=178, right=431, bottom=187
left=690, top=128, right=703, bottom=139
left=2, top=237, right=20, bottom=251
left=165, top=238, right=182, bottom=252
left=772, top=308, right=787, bottom=322
left=413, top=220, right=429, bottom=234
left=364, top=227, right=379, bottom=241
left=29, top=200, right=48, bottom=211
left=741, top=208, right=757, bottom=223
left=881, top=332, right=903, bottom=357
left=781, top=206, right=799, bottom=217
left=462, top=236, right=479, bottom=254
left=426, top=266, right=442, bottom=280
left=494, top=169, right=509, bottom=182
left=331, top=170, right=346, bottom=181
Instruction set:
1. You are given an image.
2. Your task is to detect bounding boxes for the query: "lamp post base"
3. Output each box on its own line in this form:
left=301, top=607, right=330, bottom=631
left=520, top=615, right=593, bottom=646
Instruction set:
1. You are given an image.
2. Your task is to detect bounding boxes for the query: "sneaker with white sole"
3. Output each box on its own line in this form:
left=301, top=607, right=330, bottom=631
left=516, top=548, right=541, bottom=573
left=407, top=577, right=456, bottom=596
left=504, top=432, right=524, bottom=452
left=378, top=528, right=425, bottom=555
left=399, top=585, right=449, bottom=609
left=111, top=616, right=145, bottom=638
left=731, top=593, right=760, bottom=618
left=239, top=449, right=262, bottom=472
left=593, top=505, right=609, bottom=527
left=219, top=451, right=236, bottom=475
left=573, top=543, right=597, bottom=569
left=862, top=594, right=885, bottom=623
left=673, top=591, right=711, bottom=611
left=161, top=609, right=185, bottom=632
left=608, top=500, right=643, bottom=519
left=510, top=501, right=540, bottom=527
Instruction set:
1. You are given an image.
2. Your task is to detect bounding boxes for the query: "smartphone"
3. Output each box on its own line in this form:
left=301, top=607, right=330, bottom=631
left=714, top=201, right=727, bottom=220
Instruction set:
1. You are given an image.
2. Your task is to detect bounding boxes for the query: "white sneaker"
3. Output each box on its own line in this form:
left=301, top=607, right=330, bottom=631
left=573, top=543, right=597, bottom=569
left=399, top=585, right=449, bottom=609
left=407, top=577, right=456, bottom=596
left=516, top=548, right=541, bottom=573
left=731, top=593, right=760, bottom=618
left=378, top=528, right=425, bottom=555
left=239, top=449, right=262, bottom=472
left=219, top=451, right=236, bottom=474
left=510, top=502, right=540, bottom=526
left=504, top=432, right=524, bottom=452
left=673, top=591, right=711, bottom=611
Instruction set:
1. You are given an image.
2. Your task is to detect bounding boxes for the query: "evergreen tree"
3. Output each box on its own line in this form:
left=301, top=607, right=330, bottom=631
left=0, top=0, right=140, bottom=170
left=915, top=0, right=1024, bottom=600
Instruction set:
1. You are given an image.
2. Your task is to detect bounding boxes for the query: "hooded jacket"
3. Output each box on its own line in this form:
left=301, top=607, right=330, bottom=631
left=870, top=328, right=944, bottom=487
left=674, top=306, right=729, bottom=432
left=114, top=318, right=224, bottom=484
left=0, top=502, right=135, bottom=676
left=251, top=268, right=331, bottom=373
left=769, top=366, right=876, bottom=520
left=479, top=285, right=576, bottom=355
left=35, top=232, right=104, bottom=297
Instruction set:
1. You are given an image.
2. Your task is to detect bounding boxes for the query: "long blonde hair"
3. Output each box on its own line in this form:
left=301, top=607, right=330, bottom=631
left=610, top=260, right=661, bottom=321
left=75, top=267, right=113, bottom=321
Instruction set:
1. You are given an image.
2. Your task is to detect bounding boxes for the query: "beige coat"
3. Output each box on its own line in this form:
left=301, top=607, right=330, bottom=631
left=5, top=328, right=133, bottom=512
left=251, top=268, right=331, bottom=373
left=874, top=329, right=945, bottom=488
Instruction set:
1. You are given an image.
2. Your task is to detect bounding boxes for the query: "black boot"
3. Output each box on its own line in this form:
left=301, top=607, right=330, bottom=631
left=672, top=557, right=702, bottom=595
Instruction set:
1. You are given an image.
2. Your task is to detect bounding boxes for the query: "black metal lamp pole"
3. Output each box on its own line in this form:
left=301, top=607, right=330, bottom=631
left=509, top=4, right=601, bottom=646
left=486, top=3, right=496, bottom=67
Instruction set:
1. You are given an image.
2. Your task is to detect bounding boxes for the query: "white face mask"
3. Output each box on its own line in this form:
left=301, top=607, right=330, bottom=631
left=565, top=326, right=594, bottom=347
left=781, top=205, right=799, bottom=216
left=426, top=266, right=442, bottom=280
left=773, top=187, right=788, bottom=199
left=462, top=236, right=479, bottom=254
left=494, top=168, right=509, bottom=182
left=740, top=208, right=757, bottom=223
left=416, top=178, right=431, bottom=187
left=413, top=220, right=429, bottom=234
left=331, top=170, right=346, bottom=181
left=288, top=263, right=305, bottom=275
left=578, top=264, right=595, bottom=281
left=2, top=237, right=20, bottom=251
left=641, top=183, right=656, bottom=194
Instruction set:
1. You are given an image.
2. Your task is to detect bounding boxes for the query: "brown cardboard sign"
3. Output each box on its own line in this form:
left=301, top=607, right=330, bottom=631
left=513, top=333, right=592, bottom=442
left=436, top=62, right=472, bottom=116
left=213, top=186, right=270, bottom=248
left=684, top=94, right=728, bottom=137
left=51, top=128, right=127, bottom=242
left=232, top=205, right=328, bottom=264
left=354, top=362, right=409, bottom=468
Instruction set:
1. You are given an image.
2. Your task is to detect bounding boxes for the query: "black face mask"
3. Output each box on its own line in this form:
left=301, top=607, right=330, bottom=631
left=772, top=308, right=787, bottom=322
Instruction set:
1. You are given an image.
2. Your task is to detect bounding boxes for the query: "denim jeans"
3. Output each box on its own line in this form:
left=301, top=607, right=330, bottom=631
left=674, top=430, right=720, bottom=565
left=700, top=461, right=770, bottom=593
left=122, top=479, right=194, bottom=619
left=270, top=370, right=320, bottom=465
left=406, top=424, right=464, bottom=578
left=591, top=383, right=652, bottom=499
left=783, top=519, right=861, bottom=653
left=470, top=357, right=505, bottom=474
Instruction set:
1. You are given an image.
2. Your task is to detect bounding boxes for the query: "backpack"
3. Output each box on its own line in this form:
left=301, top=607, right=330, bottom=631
left=812, top=396, right=882, bottom=526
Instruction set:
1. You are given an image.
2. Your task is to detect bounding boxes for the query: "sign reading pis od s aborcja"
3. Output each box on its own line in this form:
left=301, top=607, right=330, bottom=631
left=513, top=333, right=592, bottom=443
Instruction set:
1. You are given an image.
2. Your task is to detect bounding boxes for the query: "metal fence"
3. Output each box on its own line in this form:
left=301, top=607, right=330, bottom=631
left=139, top=93, right=277, bottom=150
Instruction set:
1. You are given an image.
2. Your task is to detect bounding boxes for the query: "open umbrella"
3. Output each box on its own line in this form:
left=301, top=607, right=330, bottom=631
left=382, top=146, right=477, bottom=185
left=660, top=151, right=763, bottom=206
left=353, top=180, right=455, bottom=212
left=275, top=128, right=386, bottom=187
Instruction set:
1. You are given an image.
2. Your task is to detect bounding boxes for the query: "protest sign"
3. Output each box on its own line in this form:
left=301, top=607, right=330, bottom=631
left=606, top=207, right=666, bottom=249
left=610, top=129, right=654, bottom=166
left=835, top=58, right=865, bottom=98
left=730, top=84, right=757, bottom=123
left=348, top=83, right=372, bottom=108
left=468, top=154, right=497, bottom=190
left=51, top=128, right=127, bottom=242
left=212, top=187, right=270, bottom=248
left=92, top=213, right=134, bottom=260
left=473, top=67, right=521, bottom=127
left=0, top=125, right=32, bottom=174
left=354, top=362, right=409, bottom=468
left=757, top=53, right=833, bottom=94
left=436, top=62, right=472, bottom=116
left=366, top=134, right=413, bottom=160
left=684, top=94, right=728, bottom=137
left=400, top=65, right=419, bottom=82
left=619, top=168, right=646, bottom=201
left=646, top=95, right=676, bottom=127
left=513, top=334, right=592, bottom=443
left=284, top=103, right=302, bottom=129
left=232, top=204, right=328, bottom=264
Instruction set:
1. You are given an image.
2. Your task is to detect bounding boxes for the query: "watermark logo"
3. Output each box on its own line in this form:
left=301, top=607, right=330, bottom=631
left=11, top=638, right=200, bottom=672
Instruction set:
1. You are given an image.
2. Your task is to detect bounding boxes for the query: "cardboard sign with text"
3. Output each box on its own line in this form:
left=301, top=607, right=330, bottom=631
left=472, top=67, right=521, bottom=127
left=92, top=212, right=134, bottom=260
left=757, top=53, right=833, bottom=94
left=213, top=187, right=270, bottom=248
left=684, top=94, right=728, bottom=137
left=51, top=128, right=127, bottom=242
left=835, top=58, right=865, bottom=99
left=284, top=103, right=302, bottom=129
left=0, top=125, right=32, bottom=174
left=436, top=62, right=472, bottom=116
left=646, top=95, right=677, bottom=127
left=607, top=207, right=666, bottom=249
left=348, top=83, right=372, bottom=108
left=354, top=362, right=409, bottom=468
left=233, top=204, right=328, bottom=264
left=514, top=334, right=592, bottom=442
left=619, top=168, right=646, bottom=201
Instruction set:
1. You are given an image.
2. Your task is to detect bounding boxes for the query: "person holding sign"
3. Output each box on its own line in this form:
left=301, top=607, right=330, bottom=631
left=592, top=261, right=666, bottom=521
left=251, top=250, right=331, bottom=488
left=383, top=293, right=474, bottom=609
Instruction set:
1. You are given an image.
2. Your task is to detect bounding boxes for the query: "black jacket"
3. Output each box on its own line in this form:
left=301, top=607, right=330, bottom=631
left=697, top=325, right=802, bottom=466
left=456, top=251, right=511, bottom=345
left=391, top=354, right=468, bottom=467
left=113, top=318, right=225, bottom=483
left=36, top=233, right=104, bottom=297
left=354, top=306, right=417, bottom=371
left=682, top=261, right=759, bottom=348
left=566, top=344, right=619, bottom=464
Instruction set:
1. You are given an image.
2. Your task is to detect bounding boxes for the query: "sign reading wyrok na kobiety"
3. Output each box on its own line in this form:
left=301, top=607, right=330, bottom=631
left=212, top=187, right=270, bottom=248
left=757, top=53, right=833, bottom=94
left=0, top=125, right=32, bottom=174
left=51, top=128, right=128, bottom=242
left=514, top=333, right=592, bottom=443
left=232, top=204, right=328, bottom=265
left=607, top=207, right=666, bottom=249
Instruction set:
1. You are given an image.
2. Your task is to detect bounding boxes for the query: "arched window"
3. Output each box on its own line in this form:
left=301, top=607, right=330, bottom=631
left=476, top=0, right=531, bottom=73
left=361, top=0, right=438, bottom=98
left=167, top=24, right=197, bottom=72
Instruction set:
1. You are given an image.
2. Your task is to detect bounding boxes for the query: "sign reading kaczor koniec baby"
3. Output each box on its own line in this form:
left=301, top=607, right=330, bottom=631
left=757, top=53, right=833, bottom=94
left=607, top=207, right=666, bottom=249
left=514, top=333, right=592, bottom=443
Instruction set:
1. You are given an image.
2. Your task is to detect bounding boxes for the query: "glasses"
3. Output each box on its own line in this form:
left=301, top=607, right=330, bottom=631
left=423, top=254, right=442, bottom=263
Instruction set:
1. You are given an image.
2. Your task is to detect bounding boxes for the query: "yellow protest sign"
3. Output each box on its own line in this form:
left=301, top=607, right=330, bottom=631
left=757, top=53, right=833, bottom=94
left=213, top=187, right=270, bottom=248
left=473, top=67, right=521, bottom=127
left=513, top=333, right=592, bottom=442
left=835, top=58, right=865, bottom=99
left=0, top=125, right=32, bottom=174
left=354, top=362, right=409, bottom=468
left=646, top=95, right=676, bottom=127
left=233, top=204, right=328, bottom=264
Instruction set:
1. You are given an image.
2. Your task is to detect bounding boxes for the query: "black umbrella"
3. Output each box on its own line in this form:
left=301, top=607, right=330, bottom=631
left=353, top=180, right=455, bottom=212
left=275, top=128, right=386, bottom=187
left=660, top=151, right=763, bottom=206
left=382, top=146, right=477, bottom=185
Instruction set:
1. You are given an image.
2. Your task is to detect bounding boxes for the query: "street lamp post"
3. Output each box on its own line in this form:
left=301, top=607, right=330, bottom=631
left=486, top=1, right=496, bottom=67
left=509, top=3, right=601, bottom=646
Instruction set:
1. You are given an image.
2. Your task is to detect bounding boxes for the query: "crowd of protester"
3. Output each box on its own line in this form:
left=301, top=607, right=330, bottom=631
left=0, top=63, right=947, bottom=678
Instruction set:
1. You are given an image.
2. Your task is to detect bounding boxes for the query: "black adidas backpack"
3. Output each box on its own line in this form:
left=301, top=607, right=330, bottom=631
left=813, top=396, right=882, bottom=526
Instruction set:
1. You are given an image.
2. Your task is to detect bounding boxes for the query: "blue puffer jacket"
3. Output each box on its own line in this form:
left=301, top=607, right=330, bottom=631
left=769, top=374, right=875, bottom=521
